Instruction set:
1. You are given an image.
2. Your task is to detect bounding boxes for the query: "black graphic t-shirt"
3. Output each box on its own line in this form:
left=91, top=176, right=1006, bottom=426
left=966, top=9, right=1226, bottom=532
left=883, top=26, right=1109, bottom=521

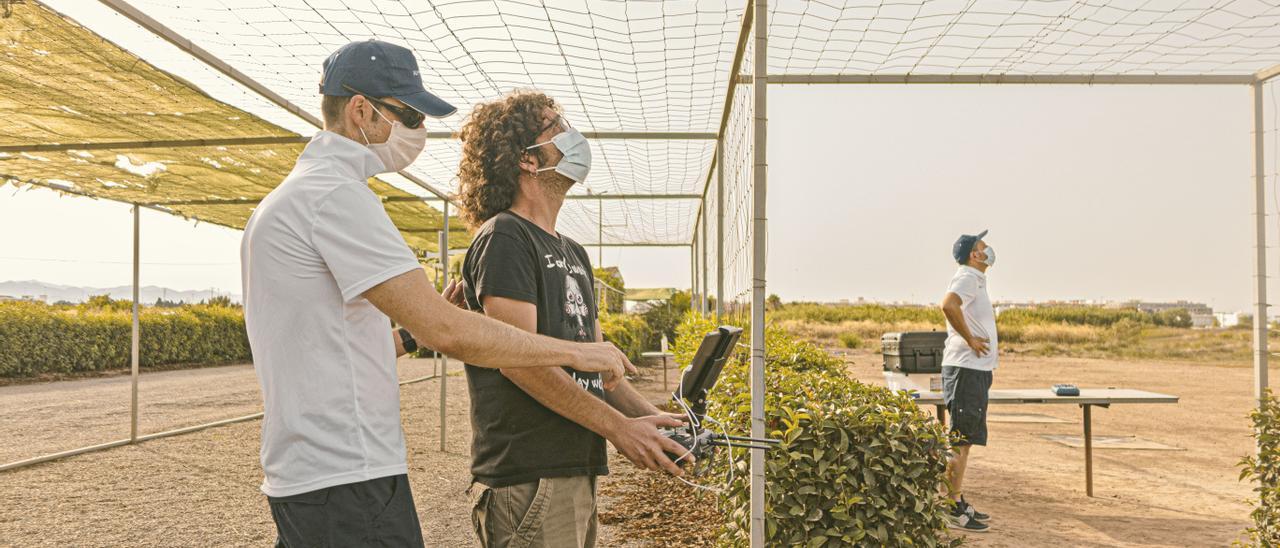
left=462, top=210, right=606, bottom=487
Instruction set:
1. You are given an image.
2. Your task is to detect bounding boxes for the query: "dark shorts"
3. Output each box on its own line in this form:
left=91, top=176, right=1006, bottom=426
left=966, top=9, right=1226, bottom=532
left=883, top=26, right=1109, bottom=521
left=268, top=474, right=423, bottom=548
left=942, top=366, right=993, bottom=447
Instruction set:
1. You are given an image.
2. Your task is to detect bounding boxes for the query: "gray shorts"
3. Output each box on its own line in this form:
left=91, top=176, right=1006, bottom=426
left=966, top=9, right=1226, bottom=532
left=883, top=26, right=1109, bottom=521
left=942, top=365, right=993, bottom=446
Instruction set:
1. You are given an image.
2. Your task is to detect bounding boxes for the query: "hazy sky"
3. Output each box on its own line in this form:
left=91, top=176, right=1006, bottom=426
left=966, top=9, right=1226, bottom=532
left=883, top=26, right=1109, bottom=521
left=1, top=2, right=1273, bottom=313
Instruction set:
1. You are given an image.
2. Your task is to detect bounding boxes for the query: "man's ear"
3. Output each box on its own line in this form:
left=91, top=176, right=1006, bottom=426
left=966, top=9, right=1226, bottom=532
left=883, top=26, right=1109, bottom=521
left=517, top=150, right=539, bottom=176
left=345, top=95, right=371, bottom=128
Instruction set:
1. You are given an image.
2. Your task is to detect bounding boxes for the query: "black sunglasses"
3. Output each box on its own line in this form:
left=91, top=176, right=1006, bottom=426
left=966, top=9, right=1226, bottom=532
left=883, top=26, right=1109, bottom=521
left=343, top=84, right=425, bottom=129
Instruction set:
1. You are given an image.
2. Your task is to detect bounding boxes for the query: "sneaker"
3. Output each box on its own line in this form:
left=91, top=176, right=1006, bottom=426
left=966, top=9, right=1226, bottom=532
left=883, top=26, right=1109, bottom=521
left=948, top=501, right=990, bottom=533
left=961, top=496, right=990, bottom=522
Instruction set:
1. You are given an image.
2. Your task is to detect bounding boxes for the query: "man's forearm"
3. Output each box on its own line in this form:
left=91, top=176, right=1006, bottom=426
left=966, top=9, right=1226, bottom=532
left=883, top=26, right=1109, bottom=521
left=943, top=306, right=974, bottom=341
left=503, top=368, right=625, bottom=437
left=606, top=379, right=662, bottom=418
left=364, top=270, right=578, bottom=369
left=433, top=306, right=579, bottom=368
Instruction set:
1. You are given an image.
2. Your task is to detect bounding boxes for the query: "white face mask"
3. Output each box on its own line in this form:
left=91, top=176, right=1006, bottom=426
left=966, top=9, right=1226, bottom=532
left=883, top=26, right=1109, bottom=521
left=359, top=106, right=427, bottom=173
left=527, top=126, right=591, bottom=184
left=981, top=245, right=996, bottom=267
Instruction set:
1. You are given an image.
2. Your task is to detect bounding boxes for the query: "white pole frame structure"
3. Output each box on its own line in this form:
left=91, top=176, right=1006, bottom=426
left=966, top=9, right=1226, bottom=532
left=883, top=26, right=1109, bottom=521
left=439, top=204, right=450, bottom=452
left=749, top=1, right=769, bottom=546
left=755, top=71, right=1276, bottom=416
left=5, top=5, right=1276, bottom=546
left=130, top=204, right=141, bottom=442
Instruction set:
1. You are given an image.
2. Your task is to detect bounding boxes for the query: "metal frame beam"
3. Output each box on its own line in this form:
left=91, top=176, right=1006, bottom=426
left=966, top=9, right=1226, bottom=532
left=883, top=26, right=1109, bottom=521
left=143, top=194, right=702, bottom=207
left=581, top=243, right=692, bottom=248
left=424, top=131, right=717, bottom=140
left=692, top=0, right=756, bottom=240
left=438, top=209, right=450, bottom=452
left=0, top=135, right=309, bottom=153
left=1253, top=81, right=1269, bottom=409
left=750, top=1, right=768, bottom=546
left=565, top=193, right=702, bottom=200
left=129, top=205, right=140, bottom=442
left=716, top=140, right=725, bottom=323
left=99, top=0, right=453, bottom=203
left=1256, top=64, right=1280, bottom=83
left=758, top=73, right=1257, bottom=85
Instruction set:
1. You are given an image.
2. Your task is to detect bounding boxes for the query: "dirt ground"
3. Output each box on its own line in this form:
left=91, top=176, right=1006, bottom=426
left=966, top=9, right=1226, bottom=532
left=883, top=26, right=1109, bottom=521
left=0, top=356, right=664, bottom=547
left=837, top=348, right=1267, bottom=547
left=0, top=351, right=1269, bottom=546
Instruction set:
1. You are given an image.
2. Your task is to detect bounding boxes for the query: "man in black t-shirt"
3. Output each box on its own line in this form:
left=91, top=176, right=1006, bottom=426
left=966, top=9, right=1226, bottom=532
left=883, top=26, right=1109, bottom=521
left=456, top=91, right=690, bottom=547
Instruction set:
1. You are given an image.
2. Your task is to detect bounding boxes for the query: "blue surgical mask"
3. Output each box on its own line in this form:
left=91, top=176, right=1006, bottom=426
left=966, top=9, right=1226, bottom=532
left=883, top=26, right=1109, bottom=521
left=527, top=127, right=591, bottom=184
left=982, top=245, right=996, bottom=267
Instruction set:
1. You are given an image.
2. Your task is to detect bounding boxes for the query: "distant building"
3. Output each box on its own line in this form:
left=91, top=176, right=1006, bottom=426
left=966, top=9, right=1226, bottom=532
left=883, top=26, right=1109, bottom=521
left=1215, top=312, right=1242, bottom=328
left=1114, top=300, right=1213, bottom=316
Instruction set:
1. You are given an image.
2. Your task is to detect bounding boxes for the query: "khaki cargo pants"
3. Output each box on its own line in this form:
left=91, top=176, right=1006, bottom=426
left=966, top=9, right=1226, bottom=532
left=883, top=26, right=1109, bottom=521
left=470, top=476, right=597, bottom=548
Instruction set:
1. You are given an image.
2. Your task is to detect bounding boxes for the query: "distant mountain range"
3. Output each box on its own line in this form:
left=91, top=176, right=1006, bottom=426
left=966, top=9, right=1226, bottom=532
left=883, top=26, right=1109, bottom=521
left=0, top=280, right=241, bottom=304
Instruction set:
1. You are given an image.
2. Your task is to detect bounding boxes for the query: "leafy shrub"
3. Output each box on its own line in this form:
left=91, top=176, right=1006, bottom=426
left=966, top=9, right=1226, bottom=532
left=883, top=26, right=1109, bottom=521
left=599, top=312, right=651, bottom=363
left=838, top=332, right=863, bottom=349
left=1240, top=390, right=1280, bottom=546
left=672, top=313, right=720, bottom=370
left=710, top=367, right=956, bottom=547
left=642, top=290, right=693, bottom=350
left=670, top=316, right=956, bottom=546
left=0, top=301, right=251, bottom=377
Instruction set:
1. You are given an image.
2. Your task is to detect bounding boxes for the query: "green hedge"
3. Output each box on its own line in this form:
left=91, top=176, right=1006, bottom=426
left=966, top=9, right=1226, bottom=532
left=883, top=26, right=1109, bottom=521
left=1240, top=390, right=1280, bottom=546
left=0, top=301, right=251, bottom=377
left=775, top=302, right=1194, bottom=330
left=599, top=312, right=651, bottom=363
left=670, top=314, right=956, bottom=546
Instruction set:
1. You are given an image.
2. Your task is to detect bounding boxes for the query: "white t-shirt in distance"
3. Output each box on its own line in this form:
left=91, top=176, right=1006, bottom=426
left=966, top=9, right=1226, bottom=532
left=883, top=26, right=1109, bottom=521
left=942, top=265, right=999, bottom=371
left=241, top=131, right=422, bottom=497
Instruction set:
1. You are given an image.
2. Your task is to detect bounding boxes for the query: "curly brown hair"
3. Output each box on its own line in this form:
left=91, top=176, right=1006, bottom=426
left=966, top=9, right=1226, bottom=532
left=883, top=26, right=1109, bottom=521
left=456, top=90, right=560, bottom=228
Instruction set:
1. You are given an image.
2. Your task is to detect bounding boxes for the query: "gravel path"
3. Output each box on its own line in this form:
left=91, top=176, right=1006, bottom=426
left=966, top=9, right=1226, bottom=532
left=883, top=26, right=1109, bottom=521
left=0, top=357, right=667, bottom=547
left=0, top=359, right=440, bottom=465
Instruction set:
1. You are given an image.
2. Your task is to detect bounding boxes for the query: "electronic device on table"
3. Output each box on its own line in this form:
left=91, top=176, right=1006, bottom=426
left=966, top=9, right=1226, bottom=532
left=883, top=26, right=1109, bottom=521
left=661, top=326, right=778, bottom=464
left=1052, top=384, right=1080, bottom=396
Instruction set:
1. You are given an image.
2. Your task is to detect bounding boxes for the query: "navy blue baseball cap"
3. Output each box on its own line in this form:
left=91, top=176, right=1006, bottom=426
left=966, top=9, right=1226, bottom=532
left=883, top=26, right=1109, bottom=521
left=952, top=229, right=988, bottom=263
left=320, top=39, right=456, bottom=118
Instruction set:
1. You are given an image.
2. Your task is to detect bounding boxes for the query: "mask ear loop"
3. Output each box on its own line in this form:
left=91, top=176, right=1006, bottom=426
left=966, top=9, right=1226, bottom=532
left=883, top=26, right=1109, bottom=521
left=357, top=101, right=391, bottom=146
left=523, top=143, right=549, bottom=180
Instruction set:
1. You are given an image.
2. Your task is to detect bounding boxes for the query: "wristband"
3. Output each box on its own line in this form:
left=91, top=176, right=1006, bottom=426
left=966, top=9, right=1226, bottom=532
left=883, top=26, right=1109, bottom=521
left=398, top=328, right=418, bottom=354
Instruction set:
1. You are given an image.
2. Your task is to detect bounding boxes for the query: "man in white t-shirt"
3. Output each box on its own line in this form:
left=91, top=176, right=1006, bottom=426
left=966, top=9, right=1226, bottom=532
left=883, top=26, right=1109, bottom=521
left=939, top=229, right=997, bottom=533
left=241, top=40, right=634, bottom=548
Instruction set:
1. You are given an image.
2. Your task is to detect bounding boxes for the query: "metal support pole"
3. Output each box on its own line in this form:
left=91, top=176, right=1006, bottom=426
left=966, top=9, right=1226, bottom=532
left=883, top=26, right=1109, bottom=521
left=716, top=141, right=726, bottom=323
left=692, top=226, right=700, bottom=310
left=701, top=202, right=709, bottom=317
left=1082, top=404, right=1093, bottom=497
left=749, top=1, right=768, bottom=545
left=130, top=205, right=140, bottom=442
left=1254, top=81, right=1270, bottom=408
left=439, top=215, right=449, bottom=452
left=598, top=198, right=604, bottom=267
left=691, top=243, right=697, bottom=299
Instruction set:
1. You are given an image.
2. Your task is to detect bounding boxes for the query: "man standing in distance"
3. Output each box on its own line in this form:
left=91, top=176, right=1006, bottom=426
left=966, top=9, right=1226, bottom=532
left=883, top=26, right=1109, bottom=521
left=455, top=91, right=689, bottom=547
left=939, top=229, right=997, bottom=533
left=241, top=41, right=633, bottom=548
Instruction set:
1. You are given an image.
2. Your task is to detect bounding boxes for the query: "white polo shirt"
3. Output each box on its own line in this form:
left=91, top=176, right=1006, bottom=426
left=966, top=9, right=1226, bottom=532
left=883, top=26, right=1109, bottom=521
left=241, top=131, right=422, bottom=497
left=942, top=265, right=999, bottom=371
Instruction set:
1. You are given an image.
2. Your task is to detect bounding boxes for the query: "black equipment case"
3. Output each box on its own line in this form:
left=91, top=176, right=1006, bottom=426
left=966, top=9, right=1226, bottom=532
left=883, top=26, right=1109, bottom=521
left=881, top=331, right=947, bottom=374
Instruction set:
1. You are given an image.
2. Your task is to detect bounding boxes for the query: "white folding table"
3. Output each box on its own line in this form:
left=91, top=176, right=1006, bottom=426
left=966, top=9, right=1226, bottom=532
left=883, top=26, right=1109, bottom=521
left=914, top=388, right=1179, bottom=497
